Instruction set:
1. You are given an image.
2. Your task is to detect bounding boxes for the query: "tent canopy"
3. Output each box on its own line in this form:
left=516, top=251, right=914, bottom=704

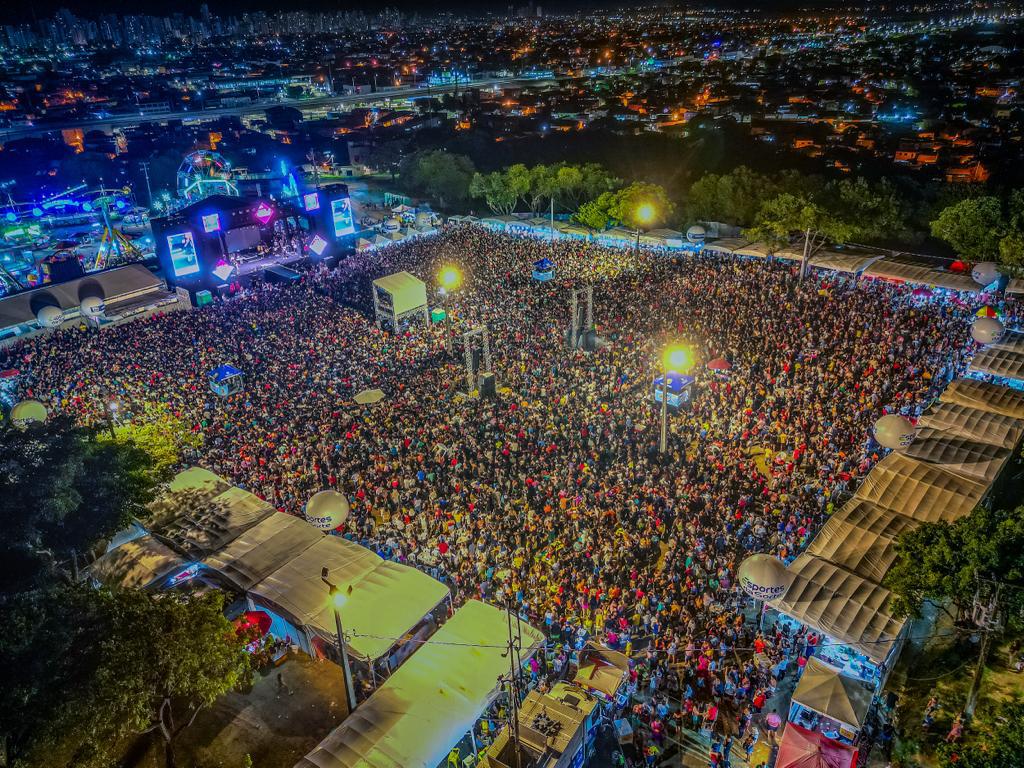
left=791, top=657, right=873, bottom=730
left=296, top=600, right=544, bottom=768
left=771, top=554, right=905, bottom=664
left=900, top=429, right=1012, bottom=483
left=703, top=237, right=749, bottom=255
left=940, top=378, right=1024, bottom=419
left=853, top=452, right=987, bottom=524
left=776, top=722, right=858, bottom=768
left=91, top=534, right=186, bottom=590
left=916, top=402, right=1024, bottom=449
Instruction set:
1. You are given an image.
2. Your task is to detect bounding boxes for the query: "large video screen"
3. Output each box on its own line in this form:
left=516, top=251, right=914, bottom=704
left=331, top=197, right=355, bottom=238
left=167, top=231, right=200, bottom=277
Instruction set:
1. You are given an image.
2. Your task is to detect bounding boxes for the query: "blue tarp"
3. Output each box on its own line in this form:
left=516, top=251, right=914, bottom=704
left=533, top=257, right=555, bottom=270
left=209, top=364, right=243, bottom=383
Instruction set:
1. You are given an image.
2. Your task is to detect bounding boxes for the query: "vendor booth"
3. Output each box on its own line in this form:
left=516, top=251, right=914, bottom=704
left=788, top=657, right=873, bottom=744
left=776, top=722, right=858, bottom=768
left=209, top=364, right=244, bottom=397
left=572, top=642, right=630, bottom=704
left=371, top=271, right=429, bottom=331
left=652, top=372, right=694, bottom=407
left=532, top=257, right=555, bottom=281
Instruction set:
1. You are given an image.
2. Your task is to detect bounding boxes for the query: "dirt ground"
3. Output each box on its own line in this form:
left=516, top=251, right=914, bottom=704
left=136, top=653, right=350, bottom=768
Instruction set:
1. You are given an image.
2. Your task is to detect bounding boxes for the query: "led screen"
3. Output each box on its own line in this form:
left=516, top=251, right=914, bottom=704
left=309, top=234, right=328, bottom=256
left=202, top=213, right=221, bottom=233
left=167, top=231, right=200, bottom=277
left=331, top=197, right=355, bottom=237
left=303, top=192, right=321, bottom=212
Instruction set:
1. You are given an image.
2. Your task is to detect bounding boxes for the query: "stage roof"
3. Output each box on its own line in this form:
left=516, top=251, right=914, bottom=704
left=372, top=271, right=428, bottom=318
left=296, top=600, right=544, bottom=768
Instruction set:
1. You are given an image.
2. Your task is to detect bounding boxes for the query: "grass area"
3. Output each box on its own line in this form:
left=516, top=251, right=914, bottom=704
left=883, top=624, right=1024, bottom=768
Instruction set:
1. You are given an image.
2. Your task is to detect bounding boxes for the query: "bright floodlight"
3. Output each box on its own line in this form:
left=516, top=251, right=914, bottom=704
left=439, top=266, right=462, bottom=290
left=331, top=590, right=347, bottom=609
left=636, top=203, right=656, bottom=225
left=663, top=345, right=693, bottom=373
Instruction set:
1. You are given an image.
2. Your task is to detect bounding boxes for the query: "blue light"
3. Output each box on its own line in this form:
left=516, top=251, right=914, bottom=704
left=115, top=200, right=126, bottom=210
left=82, top=202, right=93, bottom=212
left=32, top=207, right=43, bottom=217
left=4, top=212, right=15, bottom=223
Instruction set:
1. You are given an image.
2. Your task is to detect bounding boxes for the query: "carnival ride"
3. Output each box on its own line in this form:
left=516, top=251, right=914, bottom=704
left=177, top=150, right=239, bottom=203
left=1, top=184, right=150, bottom=296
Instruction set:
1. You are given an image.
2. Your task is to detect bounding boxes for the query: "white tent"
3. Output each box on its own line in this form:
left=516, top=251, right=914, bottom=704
left=771, top=554, right=906, bottom=665
left=807, top=249, right=883, bottom=274
left=916, top=402, right=1024, bottom=449
left=91, top=534, right=187, bottom=590
left=969, top=345, right=1024, bottom=381
left=803, top=499, right=918, bottom=585
left=646, top=228, right=685, bottom=248
left=863, top=258, right=980, bottom=293
left=1007, top=277, right=1024, bottom=296
left=853, top=452, right=988, bottom=523
left=791, top=657, right=874, bottom=731
left=249, top=535, right=449, bottom=663
left=296, top=600, right=544, bottom=768
left=940, top=378, right=1024, bottom=419
left=900, top=428, right=1013, bottom=483
left=733, top=241, right=776, bottom=259
left=703, top=237, right=750, bottom=256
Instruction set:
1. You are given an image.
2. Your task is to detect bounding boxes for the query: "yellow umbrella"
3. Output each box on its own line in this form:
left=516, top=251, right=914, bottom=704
left=354, top=389, right=386, bottom=405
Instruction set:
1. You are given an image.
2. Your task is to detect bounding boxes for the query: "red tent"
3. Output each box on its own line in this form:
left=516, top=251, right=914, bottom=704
left=235, top=610, right=272, bottom=637
left=776, top=723, right=858, bottom=768
left=707, top=357, right=732, bottom=371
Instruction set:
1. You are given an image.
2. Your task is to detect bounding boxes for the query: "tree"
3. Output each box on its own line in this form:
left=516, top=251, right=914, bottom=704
left=469, top=165, right=530, bottom=216
left=998, top=230, right=1024, bottom=274
left=745, top=192, right=857, bottom=256
left=574, top=191, right=618, bottom=231
left=555, top=163, right=619, bottom=210
left=1, top=588, right=251, bottom=768
left=823, top=177, right=907, bottom=243
left=399, top=150, right=476, bottom=209
left=100, top=402, right=202, bottom=482
left=0, top=417, right=162, bottom=595
left=527, top=164, right=557, bottom=213
left=884, top=504, right=1024, bottom=628
left=686, top=166, right=776, bottom=228
left=573, top=182, right=674, bottom=231
left=930, top=196, right=1005, bottom=261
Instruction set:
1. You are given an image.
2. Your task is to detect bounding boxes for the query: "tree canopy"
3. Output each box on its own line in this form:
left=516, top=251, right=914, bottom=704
left=686, top=166, right=777, bottom=228
left=930, top=196, right=1005, bottom=262
left=399, top=149, right=477, bottom=209
left=937, top=701, right=1024, bottom=768
left=574, top=181, right=674, bottom=231
left=884, top=504, right=1024, bottom=630
left=469, top=162, right=619, bottom=216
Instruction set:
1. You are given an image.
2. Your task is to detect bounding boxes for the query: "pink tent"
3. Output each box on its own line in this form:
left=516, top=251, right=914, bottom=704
left=707, top=357, right=732, bottom=371
left=776, top=723, right=858, bottom=768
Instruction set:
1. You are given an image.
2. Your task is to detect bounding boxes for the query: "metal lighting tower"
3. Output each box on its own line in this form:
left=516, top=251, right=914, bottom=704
left=462, top=325, right=493, bottom=396
left=568, top=285, right=594, bottom=350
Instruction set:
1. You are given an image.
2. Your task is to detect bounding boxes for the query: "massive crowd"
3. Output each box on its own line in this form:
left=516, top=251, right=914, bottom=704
left=4, top=226, right=980, bottom=762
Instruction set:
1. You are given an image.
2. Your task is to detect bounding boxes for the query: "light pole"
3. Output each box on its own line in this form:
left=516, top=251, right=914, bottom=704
left=103, top=397, right=119, bottom=439
left=635, top=203, right=655, bottom=252
left=321, top=567, right=358, bottom=713
left=660, top=345, right=692, bottom=454
left=438, top=266, right=462, bottom=354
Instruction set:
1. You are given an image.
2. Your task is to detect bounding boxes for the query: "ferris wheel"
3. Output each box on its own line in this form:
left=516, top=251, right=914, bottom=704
left=176, top=150, right=239, bottom=202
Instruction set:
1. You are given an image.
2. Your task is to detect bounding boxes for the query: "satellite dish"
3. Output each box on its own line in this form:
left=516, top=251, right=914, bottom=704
left=36, top=304, right=64, bottom=328
left=79, top=295, right=106, bottom=319
left=737, top=554, right=792, bottom=602
left=971, top=316, right=1004, bottom=345
left=971, top=262, right=1000, bottom=287
left=686, top=225, right=706, bottom=244
left=304, top=490, right=350, bottom=531
left=9, top=399, right=48, bottom=428
left=874, top=414, right=916, bottom=450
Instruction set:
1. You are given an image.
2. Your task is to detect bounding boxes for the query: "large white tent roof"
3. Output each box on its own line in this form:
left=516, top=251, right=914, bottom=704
left=296, top=600, right=544, bottom=768
left=249, top=535, right=449, bottom=662
left=940, top=378, right=1024, bottom=419
left=900, top=428, right=1013, bottom=483
left=771, top=554, right=905, bottom=665
left=803, top=499, right=918, bottom=585
left=91, top=534, right=187, bottom=590
left=969, top=332, right=1024, bottom=380
left=853, top=452, right=988, bottom=523
left=807, top=249, right=883, bottom=274
left=863, top=258, right=980, bottom=293
left=703, top=237, right=749, bottom=255
left=203, top=511, right=324, bottom=590
left=916, top=402, right=1024, bottom=449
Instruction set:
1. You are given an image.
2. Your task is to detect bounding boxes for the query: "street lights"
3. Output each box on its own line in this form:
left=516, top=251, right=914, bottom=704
left=635, top=203, right=655, bottom=252
left=660, top=344, right=693, bottom=454
left=103, top=397, right=119, bottom=439
left=321, top=567, right=358, bottom=713
left=438, top=265, right=462, bottom=354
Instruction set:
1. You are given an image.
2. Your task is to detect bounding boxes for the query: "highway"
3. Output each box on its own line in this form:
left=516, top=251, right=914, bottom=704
left=0, top=77, right=528, bottom=141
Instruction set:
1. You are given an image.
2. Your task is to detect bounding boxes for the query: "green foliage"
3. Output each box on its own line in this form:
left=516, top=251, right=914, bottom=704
left=930, top=196, right=1005, bottom=261
left=936, top=702, right=1024, bottom=768
left=399, top=150, right=477, bottom=209
left=1, top=588, right=251, bottom=768
left=998, top=230, right=1024, bottom=275
left=469, top=162, right=619, bottom=216
left=884, top=505, right=1024, bottom=629
left=0, top=416, right=162, bottom=595
left=100, top=402, right=201, bottom=482
left=686, top=166, right=777, bottom=228
left=572, top=182, right=674, bottom=231
left=823, top=177, right=908, bottom=243
left=745, top=192, right=856, bottom=249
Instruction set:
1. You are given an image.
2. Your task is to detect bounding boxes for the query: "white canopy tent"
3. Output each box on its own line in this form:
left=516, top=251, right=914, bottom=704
left=703, top=237, right=750, bottom=256
left=771, top=554, right=906, bottom=665
left=803, top=499, right=918, bottom=585
left=1007, top=278, right=1024, bottom=296
left=91, top=534, right=187, bottom=590
left=807, top=249, right=883, bottom=274
left=940, top=378, right=1024, bottom=419
left=853, top=452, right=988, bottom=524
left=790, top=657, right=874, bottom=731
left=863, top=258, right=980, bottom=293
left=733, top=241, right=776, bottom=259
left=916, top=402, right=1024, bottom=449
left=968, top=346, right=1024, bottom=381
left=900, top=428, right=1013, bottom=484
left=296, top=600, right=544, bottom=768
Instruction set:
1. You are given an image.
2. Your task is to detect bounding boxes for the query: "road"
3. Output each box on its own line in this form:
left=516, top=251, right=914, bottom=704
left=0, top=77, right=528, bottom=141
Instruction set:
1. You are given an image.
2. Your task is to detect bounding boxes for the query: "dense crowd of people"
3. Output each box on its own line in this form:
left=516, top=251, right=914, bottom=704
left=3, top=226, right=981, bottom=763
